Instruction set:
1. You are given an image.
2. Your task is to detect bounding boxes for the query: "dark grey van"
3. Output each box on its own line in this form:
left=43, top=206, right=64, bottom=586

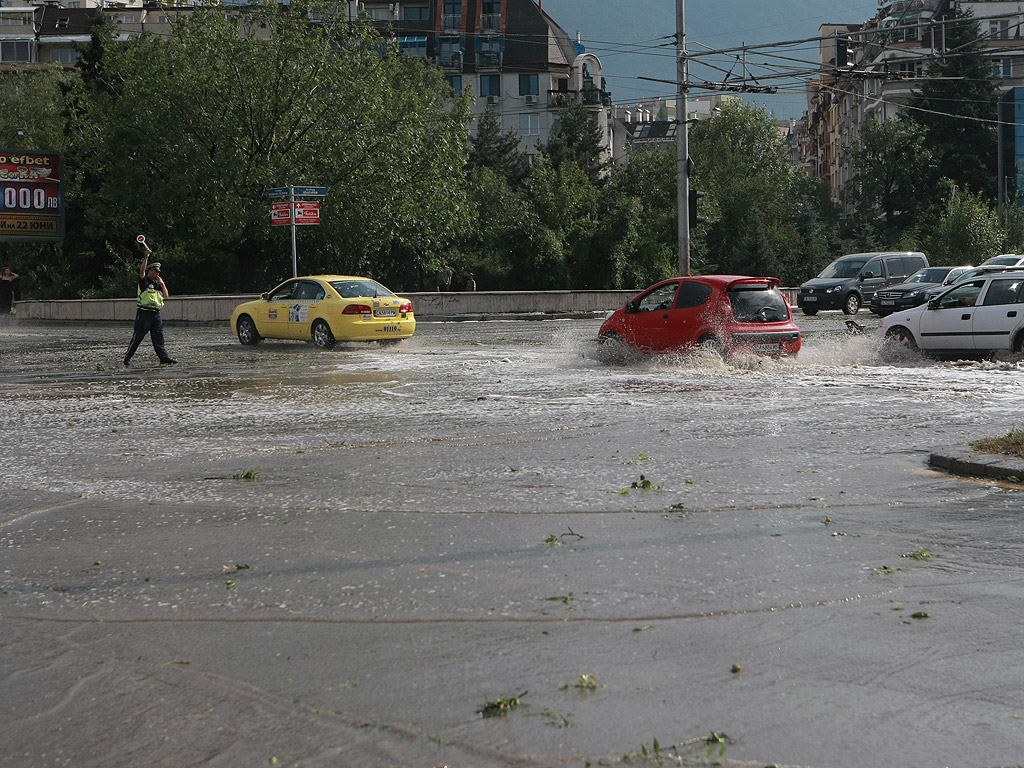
left=797, top=252, right=929, bottom=315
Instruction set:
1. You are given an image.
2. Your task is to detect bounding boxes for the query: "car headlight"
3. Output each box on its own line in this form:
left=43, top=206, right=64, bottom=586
left=907, top=290, right=919, bottom=298
left=826, top=285, right=841, bottom=293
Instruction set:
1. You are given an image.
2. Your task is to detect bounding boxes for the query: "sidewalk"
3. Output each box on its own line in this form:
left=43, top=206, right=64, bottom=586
left=930, top=444, right=1024, bottom=483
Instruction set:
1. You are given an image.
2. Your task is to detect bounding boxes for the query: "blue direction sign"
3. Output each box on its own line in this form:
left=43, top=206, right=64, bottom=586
left=293, top=186, right=327, bottom=197
left=267, top=187, right=290, bottom=199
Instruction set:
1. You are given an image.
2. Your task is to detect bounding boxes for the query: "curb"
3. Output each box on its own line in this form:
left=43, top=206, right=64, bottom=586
left=929, top=445, right=1024, bottom=483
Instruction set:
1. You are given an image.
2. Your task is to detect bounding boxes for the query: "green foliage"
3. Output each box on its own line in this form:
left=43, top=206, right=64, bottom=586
left=848, top=117, right=934, bottom=235
left=907, top=6, right=997, bottom=200
left=540, top=104, right=607, bottom=182
left=689, top=102, right=839, bottom=283
left=56, top=0, right=471, bottom=295
left=922, top=182, right=1002, bottom=264
left=469, top=107, right=527, bottom=184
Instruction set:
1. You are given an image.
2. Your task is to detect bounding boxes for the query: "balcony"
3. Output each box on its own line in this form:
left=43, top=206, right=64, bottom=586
left=441, top=13, right=461, bottom=33
left=479, top=12, right=500, bottom=33
left=548, top=87, right=611, bottom=108
left=477, top=49, right=502, bottom=68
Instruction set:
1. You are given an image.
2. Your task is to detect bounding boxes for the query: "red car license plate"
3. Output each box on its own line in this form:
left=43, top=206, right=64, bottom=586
left=753, top=342, right=781, bottom=354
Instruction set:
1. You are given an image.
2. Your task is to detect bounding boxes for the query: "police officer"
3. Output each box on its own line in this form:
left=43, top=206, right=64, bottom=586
left=123, top=246, right=177, bottom=366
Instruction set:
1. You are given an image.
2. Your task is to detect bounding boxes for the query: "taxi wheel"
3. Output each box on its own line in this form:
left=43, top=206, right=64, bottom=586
left=842, top=293, right=861, bottom=315
left=236, top=315, right=261, bottom=346
left=312, top=320, right=336, bottom=349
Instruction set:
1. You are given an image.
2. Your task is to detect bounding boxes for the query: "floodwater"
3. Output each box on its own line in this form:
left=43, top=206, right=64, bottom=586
left=1, top=314, right=1023, bottom=768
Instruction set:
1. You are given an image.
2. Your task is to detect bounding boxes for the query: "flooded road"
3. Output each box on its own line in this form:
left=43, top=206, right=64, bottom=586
left=1, top=314, right=1023, bottom=767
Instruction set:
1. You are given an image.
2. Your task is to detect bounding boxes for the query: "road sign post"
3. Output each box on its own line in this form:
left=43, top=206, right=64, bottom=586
left=268, top=185, right=325, bottom=277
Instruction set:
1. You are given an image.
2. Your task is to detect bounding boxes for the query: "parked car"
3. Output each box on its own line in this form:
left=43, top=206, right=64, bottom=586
left=797, top=251, right=929, bottom=316
left=981, top=254, right=1024, bottom=267
left=878, top=270, right=1024, bottom=357
left=231, top=275, right=415, bottom=348
left=869, top=265, right=973, bottom=316
left=599, top=275, right=801, bottom=357
left=915, top=265, right=1017, bottom=306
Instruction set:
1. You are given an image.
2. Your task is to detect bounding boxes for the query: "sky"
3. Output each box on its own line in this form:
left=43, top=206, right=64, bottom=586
left=538, top=0, right=882, bottom=119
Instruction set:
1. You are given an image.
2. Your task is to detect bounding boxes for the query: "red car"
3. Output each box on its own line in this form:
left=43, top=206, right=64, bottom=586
left=599, top=275, right=801, bottom=356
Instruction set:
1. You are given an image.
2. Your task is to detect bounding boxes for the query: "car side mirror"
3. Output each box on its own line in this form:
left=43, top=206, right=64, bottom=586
left=927, top=296, right=940, bottom=309
left=625, top=300, right=639, bottom=313
left=261, top=292, right=269, bottom=300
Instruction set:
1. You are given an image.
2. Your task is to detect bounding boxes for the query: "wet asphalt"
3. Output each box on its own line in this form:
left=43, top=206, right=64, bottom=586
left=1, top=313, right=1024, bottom=768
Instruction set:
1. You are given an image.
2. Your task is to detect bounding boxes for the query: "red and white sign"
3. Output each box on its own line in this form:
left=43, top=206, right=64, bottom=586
left=270, top=201, right=292, bottom=226
left=295, top=201, right=320, bottom=225
left=270, top=200, right=321, bottom=226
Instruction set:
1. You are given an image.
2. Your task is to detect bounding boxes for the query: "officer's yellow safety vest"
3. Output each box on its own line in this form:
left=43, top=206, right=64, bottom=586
left=137, top=284, right=164, bottom=311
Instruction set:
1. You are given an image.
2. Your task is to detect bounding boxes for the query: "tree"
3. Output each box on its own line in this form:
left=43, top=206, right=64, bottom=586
left=907, top=6, right=998, bottom=200
left=468, top=107, right=527, bottom=185
left=922, top=181, right=1002, bottom=264
left=65, top=0, right=472, bottom=294
left=848, top=117, right=934, bottom=235
left=689, top=102, right=835, bottom=283
left=540, top=104, right=606, bottom=182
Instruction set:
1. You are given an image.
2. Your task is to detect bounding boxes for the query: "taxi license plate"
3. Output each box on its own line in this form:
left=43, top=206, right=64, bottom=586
left=753, top=342, right=781, bottom=354
left=374, top=308, right=397, bottom=318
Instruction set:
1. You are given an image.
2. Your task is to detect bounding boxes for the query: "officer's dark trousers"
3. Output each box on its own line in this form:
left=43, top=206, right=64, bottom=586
left=124, top=308, right=171, bottom=363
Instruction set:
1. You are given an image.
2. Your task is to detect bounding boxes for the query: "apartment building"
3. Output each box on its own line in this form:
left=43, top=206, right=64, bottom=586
left=1, top=0, right=612, bottom=164
left=801, top=0, right=1024, bottom=211
left=359, top=0, right=613, bottom=164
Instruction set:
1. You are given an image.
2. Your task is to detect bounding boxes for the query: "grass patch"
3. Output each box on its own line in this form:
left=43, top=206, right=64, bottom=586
left=972, top=429, right=1024, bottom=460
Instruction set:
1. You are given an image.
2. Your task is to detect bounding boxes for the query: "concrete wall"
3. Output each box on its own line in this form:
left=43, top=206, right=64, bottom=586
left=14, top=287, right=801, bottom=324
left=14, top=291, right=640, bottom=324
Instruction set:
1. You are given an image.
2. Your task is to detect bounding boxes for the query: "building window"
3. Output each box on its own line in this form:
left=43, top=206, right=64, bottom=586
left=994, top=57, right=1012, bottom=78
left=480, top=74, right=500, bottom=97
left=398, top=36, right=427, bottom=56
left=519, top=74, right=538, bottom=96
left=438, top=37, right=462, bottom=68
left=520, top=113, right=539, bottom=136
left=0, top=40, right=31, bottom=62
left=67, top=1, right=82, bottom=6
left=118, top=14, right=136, bottom=23
left=478, top=36, right=502, bottom=67
left=897, top=60, right=922, bottom=78
left=49, top=47, right=76, bottom=63
left=369, top=7, right=392, bottom=20
left=990, top=19, right=1010, bottom=40
left=403, top=5, right=429, bottom=21
left=446, top=75, right=462, bottom=96
left=0, top=13, right=32, bottom=25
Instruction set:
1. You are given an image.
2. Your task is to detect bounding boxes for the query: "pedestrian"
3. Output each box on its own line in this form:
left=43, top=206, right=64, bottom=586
left=465, top=273, right=476, bottom=291
left=0, top=267, right=18, bottom=315
left=123, top=245, right=177, bottom=366
left=435, top=264, right=452, bottom=292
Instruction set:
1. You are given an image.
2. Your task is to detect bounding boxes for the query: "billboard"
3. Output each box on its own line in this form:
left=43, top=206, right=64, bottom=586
left=0, top=150, right=64, bottom=243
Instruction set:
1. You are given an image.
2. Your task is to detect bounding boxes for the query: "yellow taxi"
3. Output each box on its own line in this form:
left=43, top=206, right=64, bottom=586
left=230, top=275, right=415, bottom=348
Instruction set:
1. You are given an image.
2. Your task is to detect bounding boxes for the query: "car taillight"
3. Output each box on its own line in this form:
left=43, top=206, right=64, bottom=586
left=399, top=302, right=413, bottom=313
left=342, top=304, right=372, bottom=315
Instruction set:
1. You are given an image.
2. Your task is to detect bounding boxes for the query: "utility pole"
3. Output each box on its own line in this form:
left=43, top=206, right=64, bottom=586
left=676, top=0, right=690, bottom=276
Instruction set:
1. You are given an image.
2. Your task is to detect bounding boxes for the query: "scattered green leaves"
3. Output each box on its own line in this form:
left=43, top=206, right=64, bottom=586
left=873, top=565, right=895, bottom=575
left=626, top=454, right=652, bottom=466
left=706, top=731, right=732, bottom=758
left=542, top=708, right=570, bottom=728
left=902, top=548, right=932, bottom=560
left=479, top=691, right=526, bottom=718
left=910, top=611, right=930, bottom=619
left=225, top=579, right=237, bottom=590
left=632, top=625, right=653, bottom=633
left=232, top=470, right=259, bottom=481
left=545, top=593, right=574, bottom=606
left=631, top=475, right=658, bottom=490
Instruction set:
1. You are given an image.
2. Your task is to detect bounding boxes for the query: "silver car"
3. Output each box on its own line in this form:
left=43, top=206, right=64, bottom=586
left=879, top=271, right=1024, bottom=357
